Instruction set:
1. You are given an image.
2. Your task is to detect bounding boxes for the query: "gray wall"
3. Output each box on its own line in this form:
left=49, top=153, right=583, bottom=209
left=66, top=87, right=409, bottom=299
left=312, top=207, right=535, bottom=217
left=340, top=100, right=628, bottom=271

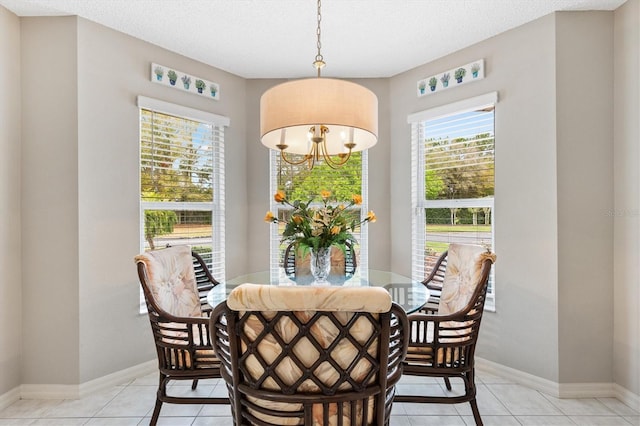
left=0, top=6, right=22, bottom=395
left=556, top=11, right=614, bottom=384
left=21, top=16, right=80, bottom=385
left=18, top=15, right=248, bottom=385
left=389, top=9, right=631, bottom=387
left=245, top=79, right=278, bottom=273
left=613, top=0, right=640, bottom=396
left=74, top=17, right=248, bottom=382
left=390, top=13, right=562, bottom=381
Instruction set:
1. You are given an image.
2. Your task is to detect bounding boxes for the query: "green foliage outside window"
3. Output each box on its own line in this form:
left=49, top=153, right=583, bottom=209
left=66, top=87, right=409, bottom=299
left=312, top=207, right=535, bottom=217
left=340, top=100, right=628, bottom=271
left=276, top=152, right=362, bottom=202
left=140, top=110, right=215, bottom=249
left=140, top=111, right=213, bottom=203
left=425, top=133, right=494, bottom=201
left=144, top=210, right=178, bottom=250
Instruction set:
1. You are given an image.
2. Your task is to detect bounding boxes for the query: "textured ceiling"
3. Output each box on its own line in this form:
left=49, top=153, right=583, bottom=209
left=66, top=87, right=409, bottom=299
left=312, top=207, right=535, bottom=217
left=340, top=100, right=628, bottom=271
left=0, top=0, right=627, bottom=78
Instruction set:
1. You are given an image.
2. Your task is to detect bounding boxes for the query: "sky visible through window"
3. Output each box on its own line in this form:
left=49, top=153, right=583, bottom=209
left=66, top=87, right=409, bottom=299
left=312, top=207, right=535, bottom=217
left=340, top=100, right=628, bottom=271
left=424, top=110, right=493, bottom=142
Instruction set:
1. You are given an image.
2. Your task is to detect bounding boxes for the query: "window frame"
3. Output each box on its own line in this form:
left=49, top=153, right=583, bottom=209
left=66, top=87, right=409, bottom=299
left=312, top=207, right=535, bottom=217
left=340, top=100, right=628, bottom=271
left=268, top=150, right=370, bottom=281
left=409, top=92, right=497, bottom=310
left=137, top=96, right=229, bottom=310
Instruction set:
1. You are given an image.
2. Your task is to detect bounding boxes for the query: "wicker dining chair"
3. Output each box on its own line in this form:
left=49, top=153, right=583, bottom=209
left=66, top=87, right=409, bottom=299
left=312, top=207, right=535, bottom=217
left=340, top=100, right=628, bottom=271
left=283, top=241, right=357, bottom=278
left=135, top=245, right=228, bottom=425
left=209, top=284, right=409, bottom=426
left=395, top=243, right=496, bottom=426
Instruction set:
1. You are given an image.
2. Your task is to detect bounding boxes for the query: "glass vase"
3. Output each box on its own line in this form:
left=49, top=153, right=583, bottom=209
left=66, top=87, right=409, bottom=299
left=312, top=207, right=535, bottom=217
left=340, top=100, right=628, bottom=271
left=310, top=247, right=331, bottom=285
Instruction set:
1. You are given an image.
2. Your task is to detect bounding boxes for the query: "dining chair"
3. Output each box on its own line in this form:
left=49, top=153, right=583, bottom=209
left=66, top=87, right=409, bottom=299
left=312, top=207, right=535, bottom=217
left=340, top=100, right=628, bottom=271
left=209, top=284, right=409, bottom=425
left=283, top=241, right=357, bottom=278
left=394, top=243, right=496, bottom=426
left=135, top=245, right=228, bottom=425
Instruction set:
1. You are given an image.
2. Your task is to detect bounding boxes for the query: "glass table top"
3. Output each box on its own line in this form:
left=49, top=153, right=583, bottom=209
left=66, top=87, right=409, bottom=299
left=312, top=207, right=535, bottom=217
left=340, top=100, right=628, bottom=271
left=206, top=269, right=429, bottom=313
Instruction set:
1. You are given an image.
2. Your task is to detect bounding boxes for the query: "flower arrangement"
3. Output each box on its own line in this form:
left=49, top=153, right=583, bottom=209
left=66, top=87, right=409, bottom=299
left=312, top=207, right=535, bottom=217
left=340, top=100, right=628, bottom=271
left=265, top=190, right=376, bottom=254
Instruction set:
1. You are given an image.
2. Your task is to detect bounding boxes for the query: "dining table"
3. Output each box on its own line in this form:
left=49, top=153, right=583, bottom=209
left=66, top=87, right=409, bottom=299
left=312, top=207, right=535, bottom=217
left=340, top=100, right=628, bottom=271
left=206, top=268, right=430, bottom=313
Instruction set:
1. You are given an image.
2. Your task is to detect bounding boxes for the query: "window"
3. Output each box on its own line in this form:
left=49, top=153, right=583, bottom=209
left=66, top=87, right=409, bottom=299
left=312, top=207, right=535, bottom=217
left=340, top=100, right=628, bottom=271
left=269, top=150, right=369, bottom=279
left=138, top=96, right=229, bottom=284
left=410, top=92, right=497, bottom=308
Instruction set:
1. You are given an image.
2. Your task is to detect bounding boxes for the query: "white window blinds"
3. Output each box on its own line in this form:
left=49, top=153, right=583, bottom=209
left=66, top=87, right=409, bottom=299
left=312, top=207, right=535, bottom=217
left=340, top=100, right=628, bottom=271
left=410, top=92, right=497, bottom=308
left=138, top=96, right=228, bottom=282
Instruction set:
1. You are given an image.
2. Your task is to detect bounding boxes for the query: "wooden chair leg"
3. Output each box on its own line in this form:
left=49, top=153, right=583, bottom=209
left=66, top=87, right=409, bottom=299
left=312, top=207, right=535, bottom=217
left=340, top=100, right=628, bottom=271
left=443, top=376, right=452, bottom=390
left=150, top=373, right=168, bottom=425
left=191, top=379, right=198, bottom=390
left=469, top=398, right=483, bottom=426
left=150, top=398, right=162, bottom=425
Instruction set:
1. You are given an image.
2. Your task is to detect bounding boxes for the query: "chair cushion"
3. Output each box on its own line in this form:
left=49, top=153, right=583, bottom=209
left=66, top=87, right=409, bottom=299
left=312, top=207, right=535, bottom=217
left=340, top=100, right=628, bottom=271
left=135, top=245, right=202, bottom=317
left=227, top=283, right=392, bottom=313
left=438, top=243, right=496, bottom=316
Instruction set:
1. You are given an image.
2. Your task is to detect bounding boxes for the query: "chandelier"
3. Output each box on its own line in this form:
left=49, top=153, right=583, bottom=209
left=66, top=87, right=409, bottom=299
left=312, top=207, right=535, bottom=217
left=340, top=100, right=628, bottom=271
left=259, top=0, right=378, bottom=170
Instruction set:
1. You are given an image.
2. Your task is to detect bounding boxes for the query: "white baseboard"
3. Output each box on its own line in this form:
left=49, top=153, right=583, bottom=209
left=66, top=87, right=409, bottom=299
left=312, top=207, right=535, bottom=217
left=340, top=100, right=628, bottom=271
left=20, top=383, right=82, bottom=400
left=78, top=360, right=157, bottom=398
left=17, top=360, right=156, bottom=400
left=4, top=357, right=639, bottom=411
left=476, top=357, right=561, bottom=397
left=0, top=386, right=20, bottom=411
left=614, top=383, right=640, bottom=412
left=558, top=381, right=615, bottom=399
left=476, top=356, right=640, bottom=405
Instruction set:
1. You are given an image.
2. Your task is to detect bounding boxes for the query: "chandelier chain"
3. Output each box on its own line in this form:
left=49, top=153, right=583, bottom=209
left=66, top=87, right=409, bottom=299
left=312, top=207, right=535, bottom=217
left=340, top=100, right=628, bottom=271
left=316, top=0, right=322, bottom=61
left=314, top=0, right=325, bottom=77
left=260, top=0, right=377, bottom=171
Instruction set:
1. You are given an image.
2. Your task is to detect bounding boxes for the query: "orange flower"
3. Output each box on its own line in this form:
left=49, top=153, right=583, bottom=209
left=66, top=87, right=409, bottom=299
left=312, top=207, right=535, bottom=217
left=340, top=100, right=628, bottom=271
left=265, top=191, right=375, bottom=252
left=274, top=190, right=286, bottom=203
left=366, top=211, right=377, bottom=223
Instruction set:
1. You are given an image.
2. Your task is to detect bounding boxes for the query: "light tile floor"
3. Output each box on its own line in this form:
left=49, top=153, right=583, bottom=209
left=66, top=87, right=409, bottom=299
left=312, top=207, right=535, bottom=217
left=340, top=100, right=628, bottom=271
left=0, top=371, right=638, bottom=425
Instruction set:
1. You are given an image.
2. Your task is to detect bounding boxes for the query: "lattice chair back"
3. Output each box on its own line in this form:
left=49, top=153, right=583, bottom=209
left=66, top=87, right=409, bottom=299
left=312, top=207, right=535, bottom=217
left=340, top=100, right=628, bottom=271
left=210, top=284, right=409, bottom=426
